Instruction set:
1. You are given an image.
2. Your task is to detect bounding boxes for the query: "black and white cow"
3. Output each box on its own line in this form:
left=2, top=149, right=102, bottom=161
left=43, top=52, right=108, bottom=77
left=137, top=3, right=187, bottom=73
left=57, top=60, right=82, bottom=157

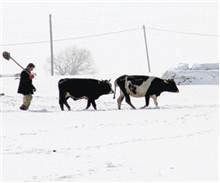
left=113, top=75, right=179, bottom=109
left=58, top=78, right=114, bottom=111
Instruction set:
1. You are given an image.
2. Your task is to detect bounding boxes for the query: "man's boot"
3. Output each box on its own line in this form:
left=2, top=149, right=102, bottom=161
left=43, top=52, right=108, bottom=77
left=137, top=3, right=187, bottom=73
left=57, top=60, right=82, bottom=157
left=20, top=104, right=28, bottom=110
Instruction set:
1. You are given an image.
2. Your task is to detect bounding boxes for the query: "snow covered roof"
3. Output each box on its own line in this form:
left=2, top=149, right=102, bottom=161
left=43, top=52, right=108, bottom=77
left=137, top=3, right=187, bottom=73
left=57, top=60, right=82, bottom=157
left=162, top=63, right=219, bottom=85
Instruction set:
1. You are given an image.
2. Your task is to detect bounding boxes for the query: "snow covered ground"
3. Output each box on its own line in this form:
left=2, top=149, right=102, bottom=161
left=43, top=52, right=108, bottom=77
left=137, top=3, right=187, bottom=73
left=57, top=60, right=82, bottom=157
left=0, top=76, right=219, bottom=181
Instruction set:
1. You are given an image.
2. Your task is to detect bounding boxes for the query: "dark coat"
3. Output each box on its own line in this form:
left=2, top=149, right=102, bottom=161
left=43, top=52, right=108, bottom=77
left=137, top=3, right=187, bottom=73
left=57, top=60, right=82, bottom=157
left=17, top=69, right=36, bottom=95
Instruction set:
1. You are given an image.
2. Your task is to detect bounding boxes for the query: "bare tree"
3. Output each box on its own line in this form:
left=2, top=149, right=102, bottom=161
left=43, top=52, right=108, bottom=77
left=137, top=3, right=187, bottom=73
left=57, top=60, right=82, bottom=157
left=51, top=46, right=96, bottom=75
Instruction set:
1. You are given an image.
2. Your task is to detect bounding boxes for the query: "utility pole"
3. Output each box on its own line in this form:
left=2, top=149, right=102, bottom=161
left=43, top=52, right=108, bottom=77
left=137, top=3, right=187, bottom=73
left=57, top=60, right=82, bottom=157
left=49, top=14, right=54, bottom=76
left=142, top=25, right=151, bottom=73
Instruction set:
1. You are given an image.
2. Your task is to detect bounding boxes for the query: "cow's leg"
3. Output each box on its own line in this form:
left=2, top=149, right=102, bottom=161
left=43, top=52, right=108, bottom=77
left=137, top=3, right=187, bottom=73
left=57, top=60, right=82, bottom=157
left=141, top=95, right=150, bottom=109
left=63, top=98, right=71, bottom=111
left=122, top=86, right=136, bottom=109
left=59, top=99, right=64, bottom=111
left=91, top=100, right=97, bottom=110
left=151, top=95, right=159, bottom=108
left=59, top=90, right=71, bottom=111
left=59, top=90, right=65, bottom=111
left=117, top=90, right=125, bottom=110
left=125, top=95, right=136, bottom=109
left=85, top=99, right=91, bottom=110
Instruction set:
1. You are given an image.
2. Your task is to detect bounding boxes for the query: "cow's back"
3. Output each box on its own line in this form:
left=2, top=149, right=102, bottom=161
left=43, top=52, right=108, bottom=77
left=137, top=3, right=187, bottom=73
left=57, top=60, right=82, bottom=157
left=58, top=78, right=100, bottom=98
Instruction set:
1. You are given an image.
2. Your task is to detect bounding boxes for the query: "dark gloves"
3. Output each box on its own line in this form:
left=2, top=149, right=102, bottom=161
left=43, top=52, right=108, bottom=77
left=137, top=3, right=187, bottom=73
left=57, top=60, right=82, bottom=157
left=33, top=86, right=36, bottom=92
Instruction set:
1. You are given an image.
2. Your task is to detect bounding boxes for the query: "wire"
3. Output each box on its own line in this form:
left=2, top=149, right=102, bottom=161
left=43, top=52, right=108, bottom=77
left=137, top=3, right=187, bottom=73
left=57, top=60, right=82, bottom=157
left=54, top=27, right=141, bottom=42
left=149, top=26, right=219, bottom=37
left=0, top=40, right=49, bottom=46
left=0, top=25, right=218, bottom=46
left=0, top=27, right=141, bottom=46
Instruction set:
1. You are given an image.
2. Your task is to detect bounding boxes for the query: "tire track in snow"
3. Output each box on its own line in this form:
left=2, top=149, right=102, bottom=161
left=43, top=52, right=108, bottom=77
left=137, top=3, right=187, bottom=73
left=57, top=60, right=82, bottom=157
left=3, top=129, right=214, bottom=155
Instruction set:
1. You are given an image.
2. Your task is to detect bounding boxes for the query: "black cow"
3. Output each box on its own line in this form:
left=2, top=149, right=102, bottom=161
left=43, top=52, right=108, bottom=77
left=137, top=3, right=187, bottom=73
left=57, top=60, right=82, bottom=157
left=113, top=75, right=179, bottom=109
left=58, top=78, right=114, bottom=111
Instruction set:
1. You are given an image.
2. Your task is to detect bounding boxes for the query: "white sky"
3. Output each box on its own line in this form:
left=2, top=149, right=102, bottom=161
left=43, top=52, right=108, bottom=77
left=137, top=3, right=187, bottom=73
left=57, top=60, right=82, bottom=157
left=0, top=1, right=218, bottom=76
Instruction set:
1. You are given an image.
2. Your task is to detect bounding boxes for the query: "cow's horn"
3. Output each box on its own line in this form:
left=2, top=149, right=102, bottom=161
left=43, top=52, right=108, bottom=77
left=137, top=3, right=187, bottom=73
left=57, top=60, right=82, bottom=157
left=164, top=79, right=169, bottom=84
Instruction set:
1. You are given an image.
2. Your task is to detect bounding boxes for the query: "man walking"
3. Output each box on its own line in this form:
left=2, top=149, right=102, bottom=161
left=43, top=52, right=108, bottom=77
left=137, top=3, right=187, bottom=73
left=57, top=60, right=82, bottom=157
left=18, top=63, right=36, bottom=110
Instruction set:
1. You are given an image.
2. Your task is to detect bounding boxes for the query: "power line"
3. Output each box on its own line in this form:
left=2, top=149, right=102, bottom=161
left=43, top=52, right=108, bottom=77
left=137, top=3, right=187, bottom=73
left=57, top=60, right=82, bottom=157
left=149, top=26, right=219, bottom=37
left=53, top=27, right=141, bottom=42
left=0, top=26, right=218, bottom=47
left=0, top=27, right=141, bottom=46
left=0, top=40, right=49, bottom=46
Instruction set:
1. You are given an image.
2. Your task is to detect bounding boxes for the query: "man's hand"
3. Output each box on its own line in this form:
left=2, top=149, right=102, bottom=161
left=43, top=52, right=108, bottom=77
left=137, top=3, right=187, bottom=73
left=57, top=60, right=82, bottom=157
left=29, top=73, right=35, bottom=79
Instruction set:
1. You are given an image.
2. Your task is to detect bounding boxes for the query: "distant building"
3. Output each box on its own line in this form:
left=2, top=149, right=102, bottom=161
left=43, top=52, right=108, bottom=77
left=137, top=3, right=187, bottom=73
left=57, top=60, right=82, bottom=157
left=162, top=63, right=219, bottom=85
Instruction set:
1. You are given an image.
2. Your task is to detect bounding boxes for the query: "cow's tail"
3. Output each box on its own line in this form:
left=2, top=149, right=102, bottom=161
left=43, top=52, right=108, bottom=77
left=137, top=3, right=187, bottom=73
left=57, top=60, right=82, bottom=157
left=113, top=79, right=118, bottom=99
left=113, top=75, right=127, bottom=99
left=58, top=79, right=67, bottom=110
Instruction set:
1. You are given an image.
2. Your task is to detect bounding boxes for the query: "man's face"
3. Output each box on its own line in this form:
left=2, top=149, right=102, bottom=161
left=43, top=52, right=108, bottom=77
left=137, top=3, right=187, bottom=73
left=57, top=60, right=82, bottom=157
left=28, top=66, right=34, bottom=72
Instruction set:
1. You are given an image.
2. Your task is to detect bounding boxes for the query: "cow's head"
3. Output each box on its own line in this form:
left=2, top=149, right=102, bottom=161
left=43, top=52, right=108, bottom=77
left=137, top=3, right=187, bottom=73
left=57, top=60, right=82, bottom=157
left=164, top=79, right=179, bottom=93
left=100, top=79, right=114, bottom=94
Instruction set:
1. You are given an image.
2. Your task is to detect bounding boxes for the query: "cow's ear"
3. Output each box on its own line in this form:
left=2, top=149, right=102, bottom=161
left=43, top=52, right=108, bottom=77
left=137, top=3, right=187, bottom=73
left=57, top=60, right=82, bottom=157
left=108, top=79, right=111, bottom=82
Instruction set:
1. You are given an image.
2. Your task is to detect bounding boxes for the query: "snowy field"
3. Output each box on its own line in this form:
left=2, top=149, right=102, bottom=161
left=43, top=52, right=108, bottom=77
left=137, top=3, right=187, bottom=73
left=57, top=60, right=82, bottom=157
left=0, top=76, right=219, bottom=181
